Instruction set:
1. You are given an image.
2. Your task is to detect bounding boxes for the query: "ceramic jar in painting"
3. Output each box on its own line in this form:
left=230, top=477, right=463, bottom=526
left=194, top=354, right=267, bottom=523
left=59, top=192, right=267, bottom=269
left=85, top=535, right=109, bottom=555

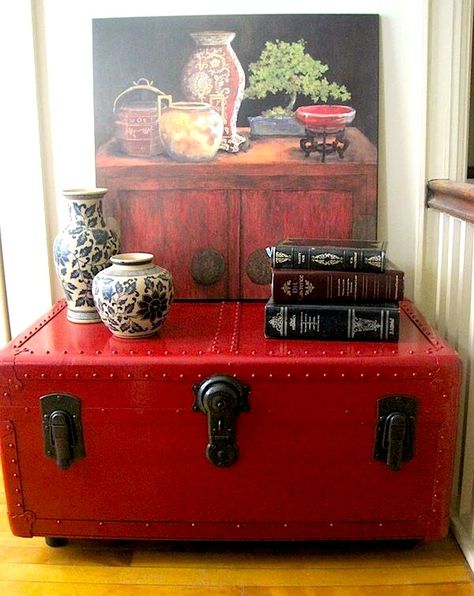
left=92, top=253, right=174, bottom=338
left=182, top=31, right=246, bottom=153
left=53, top=188, right=120, bottom=323
left=159, top=101, right=224, bottom=162
left=113, top=78, right=173, bottom=157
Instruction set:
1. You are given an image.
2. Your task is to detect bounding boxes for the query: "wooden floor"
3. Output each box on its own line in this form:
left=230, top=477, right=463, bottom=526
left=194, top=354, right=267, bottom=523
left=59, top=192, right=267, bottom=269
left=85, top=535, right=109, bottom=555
left=1, top=471, right=473, bottom=595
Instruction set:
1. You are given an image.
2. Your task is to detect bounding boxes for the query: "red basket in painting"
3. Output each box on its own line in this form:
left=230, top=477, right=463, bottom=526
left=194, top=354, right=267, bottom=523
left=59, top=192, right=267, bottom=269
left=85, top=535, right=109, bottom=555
left=113, top=78, right=172, bottom=157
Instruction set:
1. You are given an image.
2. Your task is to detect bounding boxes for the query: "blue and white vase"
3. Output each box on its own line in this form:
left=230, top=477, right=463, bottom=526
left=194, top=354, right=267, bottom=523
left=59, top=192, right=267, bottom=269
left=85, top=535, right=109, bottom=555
left=53, top=188, right=120, bottom=323
left=92, top=253, right=174, bottom=338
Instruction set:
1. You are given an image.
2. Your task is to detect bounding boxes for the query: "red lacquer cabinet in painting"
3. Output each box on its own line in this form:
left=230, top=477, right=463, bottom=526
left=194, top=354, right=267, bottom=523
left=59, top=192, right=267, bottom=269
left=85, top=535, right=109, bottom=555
left=96, top=128, right=377, bottom=299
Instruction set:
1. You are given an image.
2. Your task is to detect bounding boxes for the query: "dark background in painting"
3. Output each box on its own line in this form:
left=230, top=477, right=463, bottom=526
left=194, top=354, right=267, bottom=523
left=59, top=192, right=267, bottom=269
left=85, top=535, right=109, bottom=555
left=92, top=14, right=378, bottom=149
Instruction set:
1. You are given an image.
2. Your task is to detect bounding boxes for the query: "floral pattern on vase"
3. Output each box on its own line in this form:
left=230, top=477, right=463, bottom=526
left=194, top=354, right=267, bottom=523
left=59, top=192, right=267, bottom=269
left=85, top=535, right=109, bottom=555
left=182, top=31, right=246, bottom=153
left=92, top=253, right=174, bottom=338
left=53, top=188, right=120, bottom=323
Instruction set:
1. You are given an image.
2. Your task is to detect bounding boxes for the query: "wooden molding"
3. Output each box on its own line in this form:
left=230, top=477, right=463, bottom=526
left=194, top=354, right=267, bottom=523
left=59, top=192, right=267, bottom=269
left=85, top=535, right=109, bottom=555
left=427, top=179, right=474, bottom=224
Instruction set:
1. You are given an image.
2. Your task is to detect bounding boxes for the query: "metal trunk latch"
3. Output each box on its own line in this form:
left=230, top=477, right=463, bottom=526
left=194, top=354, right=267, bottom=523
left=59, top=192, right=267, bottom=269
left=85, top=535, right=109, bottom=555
left=40, top=393, right=85, bottom=470
left=374, top=395, right=417, bottom=471
left=193, top=375, right=249, bottom=467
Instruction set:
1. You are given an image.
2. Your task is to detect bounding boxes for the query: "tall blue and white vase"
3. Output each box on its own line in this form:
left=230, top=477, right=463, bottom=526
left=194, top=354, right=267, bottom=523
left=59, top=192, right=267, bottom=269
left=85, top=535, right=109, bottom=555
left=53, top=188, right=120, bottom=323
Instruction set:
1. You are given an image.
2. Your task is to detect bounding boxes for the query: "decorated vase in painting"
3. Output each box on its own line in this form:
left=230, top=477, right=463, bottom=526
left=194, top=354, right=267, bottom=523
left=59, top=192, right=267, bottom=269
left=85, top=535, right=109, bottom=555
left=181, top=31, right=246, bottom=153
left=92, top=252, right=174, bottom=338
left=53, top=188, right=120, bottom=323
left=159, top=101, right=224, bottom=162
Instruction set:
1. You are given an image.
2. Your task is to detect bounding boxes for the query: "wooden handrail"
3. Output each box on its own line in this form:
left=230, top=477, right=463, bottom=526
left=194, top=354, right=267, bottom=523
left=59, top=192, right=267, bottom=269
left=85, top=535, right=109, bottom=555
left=427, top=179, right=474, bottom=224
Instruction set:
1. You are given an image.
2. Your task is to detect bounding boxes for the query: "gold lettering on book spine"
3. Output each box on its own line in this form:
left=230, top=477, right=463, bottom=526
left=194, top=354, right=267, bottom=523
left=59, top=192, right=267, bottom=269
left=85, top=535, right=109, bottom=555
left=366, top=255, right=383, bottom=270
left=304, top=280, right=315, bottom=296
left=353, top=317, right=381, bottom=334
left=282, top=281, right=292, bottom=297
left=275, top=251, right=292, bottom=265
left=281, top=279, right=315, bottom=297
left=268, top=310, right=284, bottom=335
left=311, top=253, right=344, bottom=266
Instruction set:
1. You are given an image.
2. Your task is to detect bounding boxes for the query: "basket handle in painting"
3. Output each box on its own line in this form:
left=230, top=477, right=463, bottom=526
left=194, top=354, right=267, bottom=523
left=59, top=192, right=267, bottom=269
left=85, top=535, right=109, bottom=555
left=157, top=94, right=173, bottom=118
left=113, top=79, right=171, bottom=113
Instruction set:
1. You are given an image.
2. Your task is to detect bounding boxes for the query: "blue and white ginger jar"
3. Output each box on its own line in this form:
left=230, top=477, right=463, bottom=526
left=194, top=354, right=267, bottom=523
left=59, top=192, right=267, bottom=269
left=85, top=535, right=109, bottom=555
left=53, top=188, right=120, bottom=323
left=92, top=252, right=174, bottom=338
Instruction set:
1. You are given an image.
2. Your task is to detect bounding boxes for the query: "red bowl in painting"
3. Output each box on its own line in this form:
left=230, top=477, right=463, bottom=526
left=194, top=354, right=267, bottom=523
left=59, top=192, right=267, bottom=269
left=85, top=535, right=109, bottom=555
left=295, top=105, right=356, bottom=132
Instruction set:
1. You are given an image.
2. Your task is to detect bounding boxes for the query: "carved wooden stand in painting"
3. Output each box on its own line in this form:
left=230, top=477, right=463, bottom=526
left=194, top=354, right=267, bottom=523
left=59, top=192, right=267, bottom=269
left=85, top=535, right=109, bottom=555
left=96, top=127, right=377, bottom=299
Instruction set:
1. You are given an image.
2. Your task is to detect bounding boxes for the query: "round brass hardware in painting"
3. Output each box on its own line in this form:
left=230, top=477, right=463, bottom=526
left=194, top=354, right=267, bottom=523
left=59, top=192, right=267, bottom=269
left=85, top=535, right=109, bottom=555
left=191, top=248, right=225, bottom=286
left=246, top=248, right=272, bottom=285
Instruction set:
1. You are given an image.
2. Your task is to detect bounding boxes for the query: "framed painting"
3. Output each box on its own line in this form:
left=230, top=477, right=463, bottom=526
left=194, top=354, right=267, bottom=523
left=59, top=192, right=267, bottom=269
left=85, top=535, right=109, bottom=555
left=93, top=14, right=379, bottom=299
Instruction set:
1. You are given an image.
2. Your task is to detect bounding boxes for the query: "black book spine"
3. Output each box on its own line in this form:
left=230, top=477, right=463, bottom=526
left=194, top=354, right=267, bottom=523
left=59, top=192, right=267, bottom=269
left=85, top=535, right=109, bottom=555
left=265, top=302, right=399, bottom=342
left=272, top=246, right=386, bottom=272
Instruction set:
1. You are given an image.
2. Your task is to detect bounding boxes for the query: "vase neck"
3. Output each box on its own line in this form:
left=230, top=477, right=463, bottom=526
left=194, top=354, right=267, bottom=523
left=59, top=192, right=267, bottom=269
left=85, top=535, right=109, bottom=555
left=111, top=253, right=154, bottom=269
left=190, top=31, right=235, bottom=46
left=67, top=198, right=106, bottom=228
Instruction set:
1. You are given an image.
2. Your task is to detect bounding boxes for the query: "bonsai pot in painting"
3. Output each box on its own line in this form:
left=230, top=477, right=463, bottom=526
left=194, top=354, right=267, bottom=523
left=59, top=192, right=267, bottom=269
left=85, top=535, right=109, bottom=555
left=247, top=115, right=305, bottom=137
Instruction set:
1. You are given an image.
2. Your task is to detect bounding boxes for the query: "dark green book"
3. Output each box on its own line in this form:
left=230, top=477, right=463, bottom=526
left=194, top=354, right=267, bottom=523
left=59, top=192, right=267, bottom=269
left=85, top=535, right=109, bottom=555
left=270, top=238, right=387, bottom=272
left=264, top=299, right=399, bottom=342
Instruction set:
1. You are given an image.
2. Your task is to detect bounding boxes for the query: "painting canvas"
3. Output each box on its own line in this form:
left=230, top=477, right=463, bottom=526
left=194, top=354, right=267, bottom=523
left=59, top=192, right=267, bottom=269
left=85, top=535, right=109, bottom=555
left=93, top=14, right=379, bottom=299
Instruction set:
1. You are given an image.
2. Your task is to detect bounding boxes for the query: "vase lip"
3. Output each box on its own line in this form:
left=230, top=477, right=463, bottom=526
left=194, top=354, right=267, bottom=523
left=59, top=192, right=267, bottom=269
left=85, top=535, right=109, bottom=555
left=190, top=31, right=236, bottom=45
left=63, top=188, right=108, bottom=198
left=166, top=101, right=212, bottom=111
left=111, top=252, right=154, bottom=266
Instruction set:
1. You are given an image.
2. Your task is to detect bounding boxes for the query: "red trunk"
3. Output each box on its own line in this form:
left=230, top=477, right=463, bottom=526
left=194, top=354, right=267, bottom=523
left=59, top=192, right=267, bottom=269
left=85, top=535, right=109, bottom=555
left=0, top=300, right=460, bottom=541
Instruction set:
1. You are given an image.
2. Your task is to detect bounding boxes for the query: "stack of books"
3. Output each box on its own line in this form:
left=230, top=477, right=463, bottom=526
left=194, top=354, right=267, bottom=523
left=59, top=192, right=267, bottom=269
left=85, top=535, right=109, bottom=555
left=264, top=239, right=404, bottom=342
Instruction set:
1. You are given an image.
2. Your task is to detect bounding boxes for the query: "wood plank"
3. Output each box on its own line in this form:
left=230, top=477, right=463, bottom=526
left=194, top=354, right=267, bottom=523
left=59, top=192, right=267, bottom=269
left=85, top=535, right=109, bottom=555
left=0, top=582, right=472, bottom=596
left=0, top=562, right=470, bottom=586
left=244, top=585, right=474, bottom=595
left=131, top=542, right=463, bottom=569
left=0, top=583, right=241, bottom=596
left=0, top=544, right=133, bottom=566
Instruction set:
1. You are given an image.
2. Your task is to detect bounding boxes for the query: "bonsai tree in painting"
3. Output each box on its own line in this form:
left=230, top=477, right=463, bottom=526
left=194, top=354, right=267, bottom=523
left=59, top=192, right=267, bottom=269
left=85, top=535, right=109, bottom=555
left=244, top=39, right=351, bottom=118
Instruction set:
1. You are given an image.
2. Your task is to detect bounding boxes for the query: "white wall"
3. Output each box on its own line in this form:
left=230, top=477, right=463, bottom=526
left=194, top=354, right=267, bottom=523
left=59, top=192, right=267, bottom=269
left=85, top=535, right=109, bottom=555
left=3, top=0, right=429, bottom=337
left=0, top=2, right=53, bottom=339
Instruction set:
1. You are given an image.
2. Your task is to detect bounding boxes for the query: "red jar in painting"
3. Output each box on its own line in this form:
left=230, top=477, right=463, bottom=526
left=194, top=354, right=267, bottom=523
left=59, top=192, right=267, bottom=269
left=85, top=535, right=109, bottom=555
left=182, top=31, right=246, bottom=153
left=113, top=79, right=172, bottom=157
